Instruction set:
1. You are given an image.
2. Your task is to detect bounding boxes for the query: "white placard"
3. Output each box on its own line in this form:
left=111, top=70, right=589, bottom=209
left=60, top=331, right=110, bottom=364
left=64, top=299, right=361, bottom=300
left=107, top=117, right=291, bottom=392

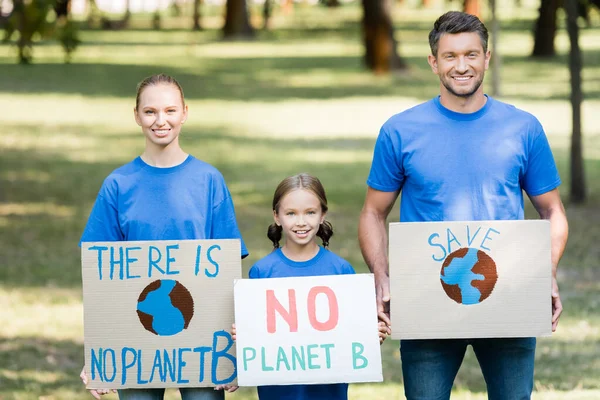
left=234, top=274, right=383, bottom=386
left=389, top=220, right=552, bottom=339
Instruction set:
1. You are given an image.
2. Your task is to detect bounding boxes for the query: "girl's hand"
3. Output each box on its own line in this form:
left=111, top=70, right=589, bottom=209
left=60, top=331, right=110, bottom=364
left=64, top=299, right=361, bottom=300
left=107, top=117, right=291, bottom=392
left=215, top=384, right=239, bottom=393
left=231, top=323, right=237, bottom=341
left=80, top=366, right=117, bottom=399
left=378, top=321, right=390, bottom=344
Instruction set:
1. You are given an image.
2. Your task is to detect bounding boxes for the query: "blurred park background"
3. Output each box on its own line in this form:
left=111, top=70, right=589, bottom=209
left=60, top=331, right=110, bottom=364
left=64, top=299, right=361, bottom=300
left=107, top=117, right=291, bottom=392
left=0, top=0, right=599, bottom=398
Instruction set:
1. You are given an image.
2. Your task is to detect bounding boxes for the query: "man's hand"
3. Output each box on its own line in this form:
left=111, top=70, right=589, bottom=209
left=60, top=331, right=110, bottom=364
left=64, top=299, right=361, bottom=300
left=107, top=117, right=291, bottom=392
left=375, top=273, right=391, bottom=328
left=215, top=384, right=239, bottom=393
left=231, top=323, right=237, bottom=341
left=80, top=367, right=116, bottom=399
left=552, top=277, right=563, bottom=332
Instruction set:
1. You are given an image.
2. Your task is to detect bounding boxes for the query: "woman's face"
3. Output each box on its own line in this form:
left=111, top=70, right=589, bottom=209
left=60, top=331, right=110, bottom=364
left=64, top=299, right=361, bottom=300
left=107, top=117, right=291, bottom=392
left=134, top=83, right=188, bottom=149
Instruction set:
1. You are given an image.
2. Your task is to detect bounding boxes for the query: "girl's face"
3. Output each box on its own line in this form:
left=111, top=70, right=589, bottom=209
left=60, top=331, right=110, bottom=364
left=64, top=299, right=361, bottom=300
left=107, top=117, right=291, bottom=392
left=134, top=83, right=188, bottom=149
left=274, top=189, right=325, bottom=251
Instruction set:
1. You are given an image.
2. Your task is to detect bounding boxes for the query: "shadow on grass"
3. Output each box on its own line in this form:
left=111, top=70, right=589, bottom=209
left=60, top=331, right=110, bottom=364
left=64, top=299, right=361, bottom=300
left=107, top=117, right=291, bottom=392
left=1, top=49, right=599, bottom=101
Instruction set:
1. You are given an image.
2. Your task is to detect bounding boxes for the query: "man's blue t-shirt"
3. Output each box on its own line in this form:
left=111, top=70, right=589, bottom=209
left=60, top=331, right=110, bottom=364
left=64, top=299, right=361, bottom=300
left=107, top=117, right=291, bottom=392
left=249, top=247, right=354, bottom=400
left=80, top=155, right=248, bottom=257
left=367, top=96, right=561, bottom=221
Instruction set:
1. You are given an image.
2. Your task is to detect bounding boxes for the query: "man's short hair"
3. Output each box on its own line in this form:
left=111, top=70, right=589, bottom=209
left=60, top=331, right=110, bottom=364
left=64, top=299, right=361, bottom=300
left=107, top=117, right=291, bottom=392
left=429, top=11, right=489, bottom=56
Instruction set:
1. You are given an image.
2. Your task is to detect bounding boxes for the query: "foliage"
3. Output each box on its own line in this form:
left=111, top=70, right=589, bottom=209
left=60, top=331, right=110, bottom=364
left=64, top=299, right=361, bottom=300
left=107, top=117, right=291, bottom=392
left=2, top=0, right=79, bottom=64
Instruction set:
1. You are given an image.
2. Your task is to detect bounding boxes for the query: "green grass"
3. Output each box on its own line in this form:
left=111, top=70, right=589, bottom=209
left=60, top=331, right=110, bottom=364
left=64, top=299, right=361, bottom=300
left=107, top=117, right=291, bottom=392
left=1, top=1, right=599, bottom=399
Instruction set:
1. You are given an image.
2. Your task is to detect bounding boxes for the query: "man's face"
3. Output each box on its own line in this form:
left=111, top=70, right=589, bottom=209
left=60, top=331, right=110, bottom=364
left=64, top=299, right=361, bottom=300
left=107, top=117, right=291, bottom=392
left=428, top=32, right=490, bottom=99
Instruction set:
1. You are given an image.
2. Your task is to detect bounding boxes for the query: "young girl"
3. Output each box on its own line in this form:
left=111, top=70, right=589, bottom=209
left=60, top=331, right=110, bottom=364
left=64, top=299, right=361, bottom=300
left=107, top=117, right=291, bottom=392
left=79, top=74, right=246, bottom=400
left=235, top=173, right=387, bottom=400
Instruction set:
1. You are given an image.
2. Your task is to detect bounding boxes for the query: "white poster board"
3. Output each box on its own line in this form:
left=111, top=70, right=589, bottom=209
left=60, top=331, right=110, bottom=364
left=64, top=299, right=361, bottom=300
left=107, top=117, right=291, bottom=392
left=389, top=220, right=551, bottom=339
left=81, top=239, right=241, bottom=389
left=234, top=274, right=383, bottom=386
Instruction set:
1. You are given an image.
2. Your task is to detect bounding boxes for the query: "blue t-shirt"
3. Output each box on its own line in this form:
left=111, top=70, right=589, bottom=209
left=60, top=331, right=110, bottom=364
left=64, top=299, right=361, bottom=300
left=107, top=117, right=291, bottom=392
left=81, top=155, right=248, bottom=257
left=367, top=96, right=561, bottom=221
left=249, top=247, right=354, bottom=400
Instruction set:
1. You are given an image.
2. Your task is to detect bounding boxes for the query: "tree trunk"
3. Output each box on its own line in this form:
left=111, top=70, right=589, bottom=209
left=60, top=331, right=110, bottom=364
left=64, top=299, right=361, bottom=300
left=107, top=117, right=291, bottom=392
left=489, top=0, right=500, bottom=96
left=327, top=0, right=341, bottom=7
left=565, top=0, right=586, bottom=203
left=193, top=0, right=202, bottom=31
left=55, top=0, right=71, bottom=18
left=263, top=0, right=271, bottom=30
left=362, top=0, right=405, bottom=74
left=532, top=0, right=559, bottom=57
left=464, top=0, right=481, bottom=17
left=223, top=0, right=254, bottom=38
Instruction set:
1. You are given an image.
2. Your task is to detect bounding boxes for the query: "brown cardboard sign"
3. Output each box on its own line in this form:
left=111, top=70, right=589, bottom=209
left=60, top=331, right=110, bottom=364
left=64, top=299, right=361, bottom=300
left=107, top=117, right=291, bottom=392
left=81, top=239, right=241, bottom=389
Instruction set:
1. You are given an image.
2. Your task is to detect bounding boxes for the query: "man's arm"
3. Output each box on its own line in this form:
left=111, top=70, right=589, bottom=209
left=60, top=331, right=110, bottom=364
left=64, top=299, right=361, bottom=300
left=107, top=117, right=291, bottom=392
left=529, top=188, right=568, bottom=332
left=358, top=187, right=400, bottom=327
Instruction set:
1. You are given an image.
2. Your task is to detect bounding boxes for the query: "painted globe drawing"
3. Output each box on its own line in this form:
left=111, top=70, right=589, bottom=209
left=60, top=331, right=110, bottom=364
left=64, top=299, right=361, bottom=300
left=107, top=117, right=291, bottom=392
left=136, top=280, right=194, bottom=336
left=440, top=248, right=498, bottom=305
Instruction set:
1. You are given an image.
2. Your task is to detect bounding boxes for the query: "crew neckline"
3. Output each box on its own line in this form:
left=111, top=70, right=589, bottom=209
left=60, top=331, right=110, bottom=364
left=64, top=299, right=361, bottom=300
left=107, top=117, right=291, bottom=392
left=135, top=154, right=193, bottom=174
left=433, top=95, right=492, bottom=121
left=276, top=246, right=325, bottom=268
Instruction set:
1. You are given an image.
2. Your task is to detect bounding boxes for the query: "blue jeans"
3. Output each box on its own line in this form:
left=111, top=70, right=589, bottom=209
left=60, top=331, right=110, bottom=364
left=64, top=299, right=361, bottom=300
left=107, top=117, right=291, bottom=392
left=400, top=338, right=536, bottom=400
left=117, top=388, right=224, bottom=400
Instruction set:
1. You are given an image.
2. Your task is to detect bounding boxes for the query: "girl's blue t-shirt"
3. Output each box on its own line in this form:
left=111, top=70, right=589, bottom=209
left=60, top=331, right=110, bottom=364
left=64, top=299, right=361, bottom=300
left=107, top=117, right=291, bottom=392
left=367, top=96, right=561, bottom=221
left=249, top=247, right=354, bottom=400
left=80, top=155, right=248, bottom=257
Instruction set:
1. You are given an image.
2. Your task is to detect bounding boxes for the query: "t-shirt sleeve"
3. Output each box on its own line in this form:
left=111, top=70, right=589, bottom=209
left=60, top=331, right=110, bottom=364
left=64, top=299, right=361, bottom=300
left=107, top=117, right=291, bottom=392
left=366, top=125, right=405, bottom=192
left=248, top=265, right=260, bottom=279
left=522, top=121, right=561, bottom=196
left=342, top=261, right=355, bottom=275
left=80, top=181, right=123, bottom=245
left=212, top=183, right=249, bottom=258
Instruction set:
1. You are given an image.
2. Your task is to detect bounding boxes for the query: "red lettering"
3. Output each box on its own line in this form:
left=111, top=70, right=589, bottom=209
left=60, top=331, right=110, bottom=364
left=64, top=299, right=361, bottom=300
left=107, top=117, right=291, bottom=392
left=266, top=289, right=298, bottom=333
left=307, top=286, right=338, bottom=331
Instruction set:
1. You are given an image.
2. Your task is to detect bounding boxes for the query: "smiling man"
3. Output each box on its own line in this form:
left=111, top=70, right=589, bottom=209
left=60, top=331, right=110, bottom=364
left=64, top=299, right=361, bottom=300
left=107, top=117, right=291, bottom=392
left=358, top=11, right=569, bottom=400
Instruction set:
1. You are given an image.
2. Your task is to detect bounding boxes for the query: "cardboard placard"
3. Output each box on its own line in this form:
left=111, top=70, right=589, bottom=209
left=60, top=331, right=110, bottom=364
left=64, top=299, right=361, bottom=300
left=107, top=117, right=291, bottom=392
left=389, top=220, right=552, bottom=340
left=234, top=274, right=383, bottom=386
left=81, top=239, right=241, bottom=389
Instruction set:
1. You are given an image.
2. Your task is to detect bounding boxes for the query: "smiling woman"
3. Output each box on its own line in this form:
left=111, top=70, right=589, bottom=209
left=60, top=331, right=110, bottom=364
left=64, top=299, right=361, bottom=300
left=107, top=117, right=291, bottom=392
left=78, top=73, right=248, bottom=400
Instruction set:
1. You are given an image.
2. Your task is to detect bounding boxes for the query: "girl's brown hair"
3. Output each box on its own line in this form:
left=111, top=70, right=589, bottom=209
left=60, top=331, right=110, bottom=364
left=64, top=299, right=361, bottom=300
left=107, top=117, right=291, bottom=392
left=267, top=173, right=334, bottom=249
left=135, top=73, right=185, bottom=110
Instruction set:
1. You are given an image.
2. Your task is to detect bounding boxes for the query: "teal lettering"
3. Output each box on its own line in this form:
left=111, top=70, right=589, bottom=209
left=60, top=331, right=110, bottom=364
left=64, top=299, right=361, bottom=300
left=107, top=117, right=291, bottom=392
left=149, top=350, right=164, bottom=382
left=276, top=347, right=290, bottom=371
left=148, top=246, right=164, bottom=277
left=261, top=347, right=274, bottom=371
left=163, top=349, right=176, bottom=382
left=291, top=345, right=306, bottom=371
left=110, top=246, right=124, bottom=280
left=121, top=347, right=137, bottom=385
left=89, top=246, right=108, bottom=280
left=103, top=348, right=116, bottom=383
left=125, top=246, right=141, bottom=279
left=481, top=228, right=500, bottom=251
left=136, top=349, right=148, bottom=384
left=211, top=331, right=236, bottom=384
left=307, top=344, right=320, bottom=370
left=194, top=245, right=202, bottom=276
left=205, top=245, right=221, bottom=278
left=446, top=229, right=462, bottom=253
left=428, top=233, right=447, bottom=262
left=321, top=343, right=334, bottom=369
left=352, top=342, right=368, bottom=369
left=193, top=346, right=211, bottom=383
left=91, top=348, right=103, bottom=381
left=242, top=347, right=256, bottom=372
left=166, top=244, right=180, bottom=275
left=467, top=226, right=481, bottom=247
left=177, top=348, right=191, bottom=384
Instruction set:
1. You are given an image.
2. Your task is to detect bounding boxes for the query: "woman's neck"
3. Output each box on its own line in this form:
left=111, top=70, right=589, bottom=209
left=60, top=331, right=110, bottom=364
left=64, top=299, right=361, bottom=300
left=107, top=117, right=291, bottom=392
left=281, top=242, right=320, bottom=262
left=141, top=142, right=188, bottom=168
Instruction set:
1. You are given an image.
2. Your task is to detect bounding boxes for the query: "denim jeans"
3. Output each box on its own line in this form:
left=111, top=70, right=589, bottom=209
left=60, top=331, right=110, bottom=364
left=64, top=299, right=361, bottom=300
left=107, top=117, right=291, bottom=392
left=400, top=337, right=536, bottom=400
left=117, top=388, right=224, bottom=400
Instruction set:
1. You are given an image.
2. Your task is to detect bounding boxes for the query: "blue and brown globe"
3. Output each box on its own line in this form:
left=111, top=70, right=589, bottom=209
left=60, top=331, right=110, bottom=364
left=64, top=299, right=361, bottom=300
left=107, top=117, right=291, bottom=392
left=440, top=248, right=498, bottom=305
left=136, top=280, right=194, bottom=336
